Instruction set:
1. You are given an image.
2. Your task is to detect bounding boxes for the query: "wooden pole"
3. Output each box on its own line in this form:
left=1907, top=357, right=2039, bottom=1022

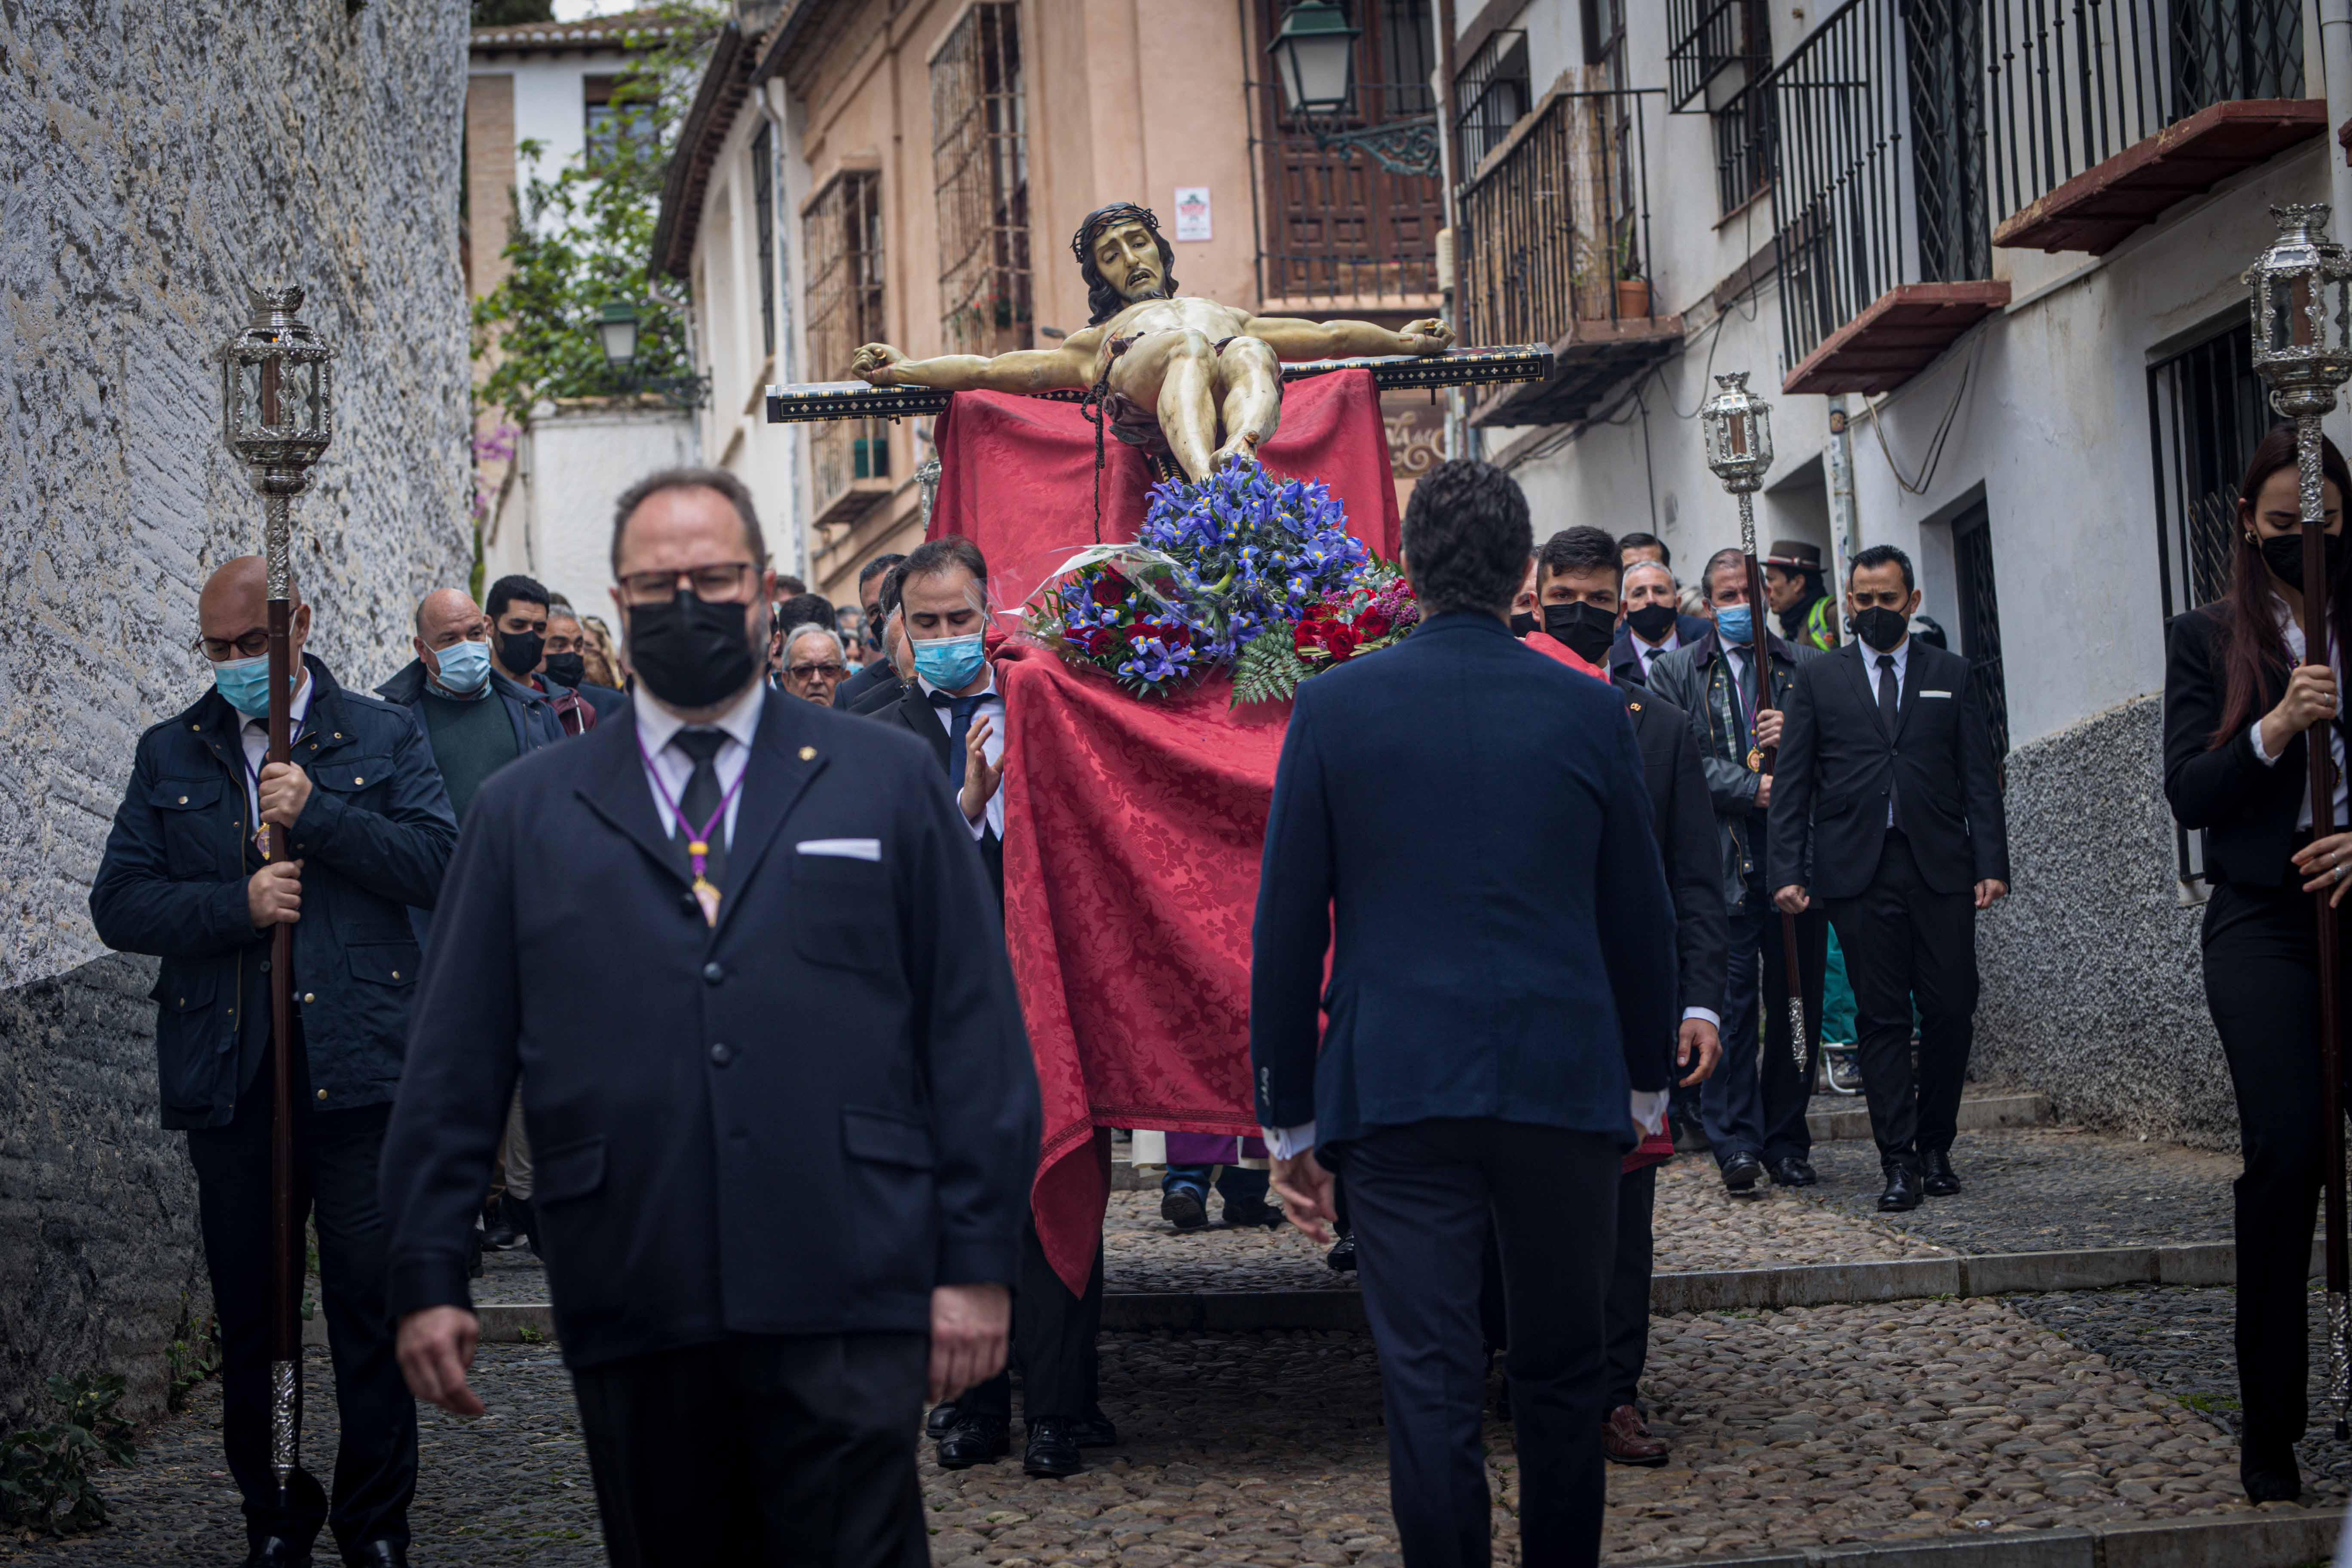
left=1742, top=506, right=1809, bottom=1072
left=260, top=353, right=302, bottom=1489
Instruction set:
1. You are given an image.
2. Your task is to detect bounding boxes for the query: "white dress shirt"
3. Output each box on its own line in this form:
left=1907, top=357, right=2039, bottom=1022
left=2247, top=595, right=2350, bottom=830
left=237, top=673, right=314, bottom=828
left=916, top=671, right=1004, bottom=842
left=633, top=681, right=763, bottom=848
left=1861, top=635, right=1910, bottom=825
left=1632, top=628, right=1679, bottom=680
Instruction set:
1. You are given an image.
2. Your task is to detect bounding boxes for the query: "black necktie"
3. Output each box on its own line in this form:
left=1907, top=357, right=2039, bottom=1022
left=930, top=691, right=986, bottom=791
left=671, top=729, right=729, bottom=885
left=1877, top=654, right=1902, bottom=830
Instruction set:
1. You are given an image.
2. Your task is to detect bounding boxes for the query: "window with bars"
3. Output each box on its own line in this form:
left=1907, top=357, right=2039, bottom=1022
left=2150, top=319, right=2268, bottom=883
left=931, top=2, right=1032, bottom=358
left=803, top=171, right=890, bottom=516
left=1949, top=499, right=2010, bottom=763
left=1666, top=0, right=1773, bottom=216
left=1454, top=29, right=1529, bottom=173
left=752, top=121, right=776, bottom=361
left=1248, top=0, right=1442, bottom=307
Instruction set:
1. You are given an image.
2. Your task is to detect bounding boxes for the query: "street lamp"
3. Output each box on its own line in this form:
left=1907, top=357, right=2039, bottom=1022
left=2245, top=202, right=2352, bottom=1441
left=218, top=281, right=335, bottom=1501
left=597, top=300, right=641, bottom=368
left=1265, top=0, right=1359, bottom=117
left=1263, top=0, right=1438, bottom=179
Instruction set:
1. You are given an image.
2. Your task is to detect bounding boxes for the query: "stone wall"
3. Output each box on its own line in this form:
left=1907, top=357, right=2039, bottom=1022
left=1973, top=695, right=2239, bottom=1151
left=0, top=0, right=471, bottom=1423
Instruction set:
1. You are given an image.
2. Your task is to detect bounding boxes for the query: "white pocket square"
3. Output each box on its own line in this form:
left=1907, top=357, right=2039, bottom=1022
left=796, top=838, right=881, bottom=862
left=1920, top=689, right=1954, bottom=698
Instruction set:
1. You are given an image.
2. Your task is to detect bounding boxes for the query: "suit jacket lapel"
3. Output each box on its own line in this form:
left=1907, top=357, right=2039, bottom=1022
left=897, top=687, right=953, bottom=770
left=1840, top=640, right=1891, bottom=740
left=573, top=707, right=692, bottom=888
left=712, top=691, right=826, bottom=940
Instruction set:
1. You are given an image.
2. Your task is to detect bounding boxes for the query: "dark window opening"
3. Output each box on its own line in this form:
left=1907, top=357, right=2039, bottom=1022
left=1949, top=499, right=2009, bottom=765
left=1455, top=29, right=1530, bottom=173
left=752, top=121, right=776, bottom=361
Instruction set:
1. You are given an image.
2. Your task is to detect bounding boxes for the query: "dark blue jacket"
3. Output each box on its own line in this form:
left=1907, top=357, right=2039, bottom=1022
left=1249, top=612, right=1679, bottom=1150
left=1608, top=613, right=1713, bottom=688
left=89, top=655, right=459, bottom=1130
left=379, top=689, right=1039, bottom=1368
left=375, top=658, right=565, bottom=762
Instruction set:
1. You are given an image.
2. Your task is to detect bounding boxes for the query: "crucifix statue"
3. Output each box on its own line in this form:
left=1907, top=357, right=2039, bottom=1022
left=848, top=202, right=1454, bottom=480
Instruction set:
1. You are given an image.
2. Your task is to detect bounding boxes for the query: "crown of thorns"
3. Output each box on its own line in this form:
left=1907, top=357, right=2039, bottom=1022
left=1071, top=203, right=1166, bottom=266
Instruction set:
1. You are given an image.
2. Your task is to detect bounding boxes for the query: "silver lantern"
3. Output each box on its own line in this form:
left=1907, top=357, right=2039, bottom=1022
left=221, top=285, right=336, bottom=601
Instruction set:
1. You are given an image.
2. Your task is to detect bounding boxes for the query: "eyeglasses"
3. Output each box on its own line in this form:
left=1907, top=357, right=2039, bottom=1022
left=194, top=631, right=271, bottom=661
left=788, top=662, right=847, bottom=682
left=616, top=562, right=758, bottom=606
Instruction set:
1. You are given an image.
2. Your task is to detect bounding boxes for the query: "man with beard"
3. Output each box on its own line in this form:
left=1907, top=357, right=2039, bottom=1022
left=383, top=467, right=1039, bottom=1566
left=850, top=202, right=1452, bottom=480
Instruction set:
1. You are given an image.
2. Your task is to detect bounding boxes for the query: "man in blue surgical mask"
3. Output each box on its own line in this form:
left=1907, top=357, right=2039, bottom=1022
left=89, top=557, right=456, bottom=1568
left=377, top=588, right=565, bottom=825
left=873, top=536, right=1007, bottom=873
left=1644, top=547, right=1825, bottom=1200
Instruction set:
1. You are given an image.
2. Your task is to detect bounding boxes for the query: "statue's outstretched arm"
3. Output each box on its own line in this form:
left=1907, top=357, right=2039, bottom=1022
left=1242, top=315, right=1454, bottom=360
left=850, top=334, right=1098, bottom=392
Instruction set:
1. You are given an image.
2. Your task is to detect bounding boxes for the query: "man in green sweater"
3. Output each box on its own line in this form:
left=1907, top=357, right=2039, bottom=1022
left=379, top=588, right=564, bottom=821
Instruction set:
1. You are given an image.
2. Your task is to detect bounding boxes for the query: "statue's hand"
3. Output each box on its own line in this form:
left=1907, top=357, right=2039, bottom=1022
left=851, top=343, right=907, bottom=386
left=1396, top=318, right=1454, bottom=355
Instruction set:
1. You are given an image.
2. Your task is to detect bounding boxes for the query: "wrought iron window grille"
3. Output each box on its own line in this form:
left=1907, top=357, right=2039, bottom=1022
left=1455, top=29, right=1531, bottom=173
left=931, top=3, right=1033, bottom=358
left=1669, top=0, right=1772, bottom=111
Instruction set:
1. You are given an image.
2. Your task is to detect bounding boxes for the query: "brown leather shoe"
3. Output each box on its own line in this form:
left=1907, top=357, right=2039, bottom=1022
left=1602, top=1403, right=1669, bottom=1467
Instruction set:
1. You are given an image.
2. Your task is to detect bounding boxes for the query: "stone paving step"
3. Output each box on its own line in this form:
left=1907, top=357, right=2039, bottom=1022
left=1689, top=1508, right=2347, bottom=1568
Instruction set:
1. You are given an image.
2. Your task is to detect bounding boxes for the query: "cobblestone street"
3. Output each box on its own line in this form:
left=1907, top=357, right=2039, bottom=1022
left=12, top=1112, right=2337, bottom=1566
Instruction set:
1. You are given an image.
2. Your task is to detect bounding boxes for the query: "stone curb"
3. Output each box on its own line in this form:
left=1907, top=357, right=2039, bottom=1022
left=1674, top=1507, right=2344, bottom=1568
left=1108, top=1094, right=2055, bottom=1189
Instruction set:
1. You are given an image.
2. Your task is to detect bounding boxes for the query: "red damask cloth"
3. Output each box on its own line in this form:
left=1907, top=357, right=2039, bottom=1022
left=931, top=371, right=1403, bottom=1294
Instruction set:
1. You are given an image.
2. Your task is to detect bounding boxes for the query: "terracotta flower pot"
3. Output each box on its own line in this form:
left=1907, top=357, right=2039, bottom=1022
left=1616, top=278, right=1651, bottom=320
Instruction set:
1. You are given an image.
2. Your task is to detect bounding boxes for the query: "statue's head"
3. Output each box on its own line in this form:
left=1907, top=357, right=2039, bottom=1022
left=1072, top=203, right=1179, bottom=326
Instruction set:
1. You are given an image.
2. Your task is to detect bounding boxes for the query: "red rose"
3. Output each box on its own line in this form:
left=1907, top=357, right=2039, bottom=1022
left=1322, top=622, right=1362, bottom=662
left=1088, top=570, right=1128, bottom=608
left=1355, top=606, right=1393, bottom=640
left=1292, top=618, right=1326, bottom=656
left=1138, top=619, right=1193, bottom=650
left=1075, top=626, right=1121, bottom=657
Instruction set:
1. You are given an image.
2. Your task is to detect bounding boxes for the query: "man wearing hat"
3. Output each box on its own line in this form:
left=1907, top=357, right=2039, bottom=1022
left=1763, top=540, right=1840, bottom=652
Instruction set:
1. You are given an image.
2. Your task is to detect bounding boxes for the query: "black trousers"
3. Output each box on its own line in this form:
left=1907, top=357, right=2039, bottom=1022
left=571, top=1333, right=929, bottom=1568
left=185, top=1038, right=416, bottom=1556
left=1478, top=1163, right=1656, bottom=1415
left=1344, top=1118, right=1620, bottom=1568
left=1822, top=830, right=1978, bottom=1173
left=961, top=1216, right=1104, bottom=1423
left=2204, top=878, right=2339, bottom=1472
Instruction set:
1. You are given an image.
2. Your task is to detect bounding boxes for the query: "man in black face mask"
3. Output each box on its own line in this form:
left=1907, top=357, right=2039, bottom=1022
left=484, top=575, right=594, bottom=738
left=383, top=466, right=1039, bottom=1565
left=542, top=600, right=626, bottom=725
left=1767, top=544, right=2010, bottom=1213
left=1610, top=560, right=1710, bottom=687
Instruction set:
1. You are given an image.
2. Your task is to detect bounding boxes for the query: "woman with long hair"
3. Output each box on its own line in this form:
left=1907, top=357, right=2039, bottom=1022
left=2164, top=424, right=2352, bottom=1501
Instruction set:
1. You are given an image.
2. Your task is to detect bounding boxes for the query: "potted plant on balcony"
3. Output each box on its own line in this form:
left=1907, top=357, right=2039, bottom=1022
left=1614, top=227, right=1650, bottom=320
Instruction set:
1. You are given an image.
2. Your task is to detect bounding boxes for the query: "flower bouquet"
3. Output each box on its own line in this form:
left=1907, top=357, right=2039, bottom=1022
left=1228, top=560, right=1420, bottom=707
left=1027, top=459, right=1400, bottom=701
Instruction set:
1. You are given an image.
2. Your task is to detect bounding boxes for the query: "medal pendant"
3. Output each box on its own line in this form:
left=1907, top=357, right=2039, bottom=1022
left=691, top=876, right=721, bottom=927
left=1746, top=747, right=1764, bottom=772
left=254, top=822, right=273, bottom=861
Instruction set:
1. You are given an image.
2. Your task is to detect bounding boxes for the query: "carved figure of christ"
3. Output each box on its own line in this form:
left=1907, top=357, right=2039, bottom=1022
left=848, top=210, right=1453, bottom=481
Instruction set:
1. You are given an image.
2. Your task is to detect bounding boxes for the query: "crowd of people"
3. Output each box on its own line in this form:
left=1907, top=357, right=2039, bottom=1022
left=120, top=438, right=2336, bottom=1568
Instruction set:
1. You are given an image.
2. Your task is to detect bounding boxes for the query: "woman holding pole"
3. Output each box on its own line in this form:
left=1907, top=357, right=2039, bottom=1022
left=2165, top=426, right=2352, bottom=1503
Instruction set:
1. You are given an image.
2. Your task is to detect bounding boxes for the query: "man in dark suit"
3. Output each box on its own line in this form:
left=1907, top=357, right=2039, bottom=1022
left=837, top=554, right=912, bottom=712
left=1769, top=543, right=2010, bottom=1213
left=382, top=468, right=1039, bottom=1567
left=865, top=536, right=1112, bottom=1479
left=1608, top=557, right=1711, bottom=687
left=544, top=600, right=627, bottom=723
left=1646, top=550, right=1828, bottom=1196
left=91, top=558, right=457, bottom=1568
left=1530, top=528, right=1727, bottom=1467
left=1257, top=461, right=1678, bottom=1568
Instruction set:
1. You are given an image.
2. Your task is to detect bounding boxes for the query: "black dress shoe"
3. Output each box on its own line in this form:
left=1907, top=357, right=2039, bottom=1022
left=343, top=1543, right=409, bottom=1568
left=1922, top=1150, right=1962, bottom=1197
left=1023, top=1417, right=1083, bottom=1478
left=935, top=1412, right=1011, bottom=1469
left=1220, top=1195, right=1283, bottom=1228
left=1069, top=1405, right=1118, bottom=1448
left=1161, top=1188, right=1207, bottom=1231
left=1877, top=1167, right=1923, bottom=1213
left=242, top=1539, right=313, bottom=1568
left=925, top=1398, right=962, bottom=1439
left=1769, top=1156, right=1817, bottom=1188
left=1721, top=1153, right=1763, bottom=1194
left=2243, top=1456, right=2303, bottom=1502
left=1326, top=1234, right=1357, bottom=1273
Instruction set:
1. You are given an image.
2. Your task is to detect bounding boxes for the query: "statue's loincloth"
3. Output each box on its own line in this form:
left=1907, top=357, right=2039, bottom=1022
left=1094, top=332, right=1257, bottom=454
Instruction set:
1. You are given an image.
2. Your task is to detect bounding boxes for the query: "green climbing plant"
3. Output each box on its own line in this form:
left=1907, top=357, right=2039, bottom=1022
left=471, top=1, right=725, bottom=425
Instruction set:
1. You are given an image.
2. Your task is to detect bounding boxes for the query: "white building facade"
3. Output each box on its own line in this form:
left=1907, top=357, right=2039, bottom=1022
left=1447, top=0, right=2342, bottom=1142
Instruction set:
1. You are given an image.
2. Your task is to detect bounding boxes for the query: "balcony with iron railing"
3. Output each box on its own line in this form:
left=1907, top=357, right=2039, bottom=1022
left=1455, top=86, right=1681, bottom=427
left=1988, top=0, right=2320, bottom=254
left=1768, top=0, right=2012, bottom=395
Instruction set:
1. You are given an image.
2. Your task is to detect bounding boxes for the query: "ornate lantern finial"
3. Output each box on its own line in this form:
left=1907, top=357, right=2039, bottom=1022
left=221, top=283, right=335, bottom=498
left=1700, top=371, right=1775, bottom=497
left=2246, top=204, right=2352, bottom=420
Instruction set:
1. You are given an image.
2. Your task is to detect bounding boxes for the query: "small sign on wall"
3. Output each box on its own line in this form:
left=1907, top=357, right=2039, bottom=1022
left=1173, top=187, right=1212, bottom=242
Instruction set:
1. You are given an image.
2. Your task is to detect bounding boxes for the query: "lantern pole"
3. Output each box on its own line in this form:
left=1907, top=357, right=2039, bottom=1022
left=1701, top=373, right=1809, bottom=1075
left=221, top=284, right=335, bottom=1497
left=2248, top=204, right=2352, bottom=1437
